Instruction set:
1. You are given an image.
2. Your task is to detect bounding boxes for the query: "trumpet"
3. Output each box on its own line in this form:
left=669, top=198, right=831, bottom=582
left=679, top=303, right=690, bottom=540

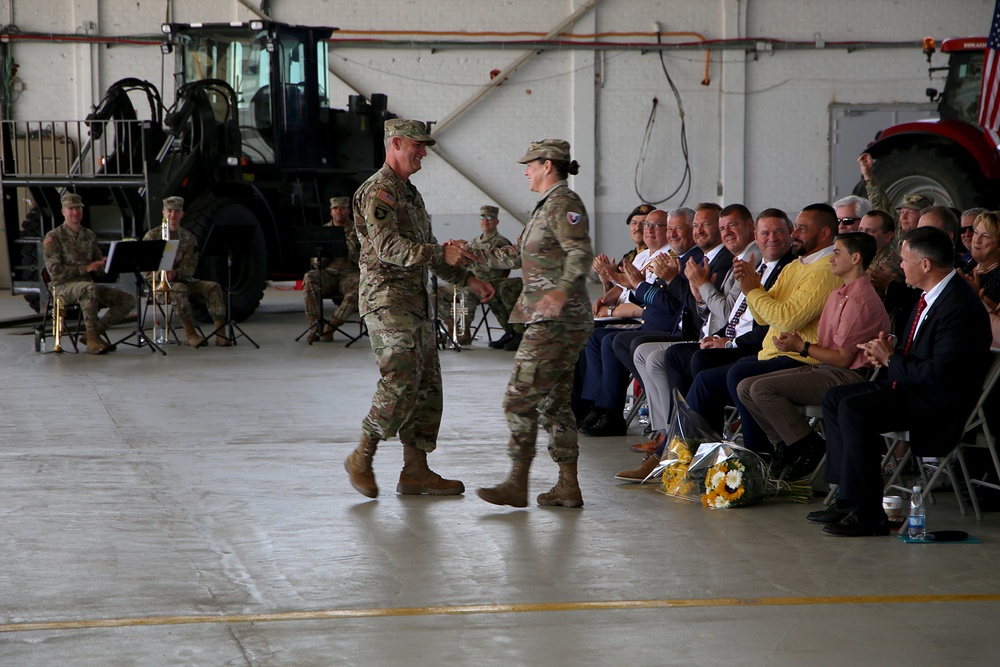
left=52, top=294, right=64, bottom=353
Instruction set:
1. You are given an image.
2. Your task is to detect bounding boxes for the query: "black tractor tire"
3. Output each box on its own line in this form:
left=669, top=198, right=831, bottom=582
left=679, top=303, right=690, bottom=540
left=19, top=207, right=43, bottom=313
left=852, top=145, right=992, bottom=210
left=184, top=202, right=267, bottom=322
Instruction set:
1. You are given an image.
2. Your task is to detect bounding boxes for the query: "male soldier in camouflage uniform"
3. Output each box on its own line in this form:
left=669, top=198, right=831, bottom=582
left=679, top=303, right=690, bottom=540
left=858, top=153, right=933, bottom=241
left=43, top=193, right=135, bottom=354
left=859, top=209, right=904, bottom=298
left=471, top=139, right=594, bottom=508
left=143, top=196, right=230, bottom=347
left=344, top=118, right=495, bottom=499
left=437, top=204, right=524, bottom=347
left=301, top=196, right=360, bottom=342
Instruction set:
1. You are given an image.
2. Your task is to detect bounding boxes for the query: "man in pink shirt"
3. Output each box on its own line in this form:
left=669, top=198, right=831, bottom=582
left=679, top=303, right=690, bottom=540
left=736, top=232, right=890, bottom=478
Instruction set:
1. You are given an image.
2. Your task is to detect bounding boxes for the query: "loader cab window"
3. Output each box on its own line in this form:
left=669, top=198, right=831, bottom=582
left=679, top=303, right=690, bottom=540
left=939, top=51, right=984, bottom=125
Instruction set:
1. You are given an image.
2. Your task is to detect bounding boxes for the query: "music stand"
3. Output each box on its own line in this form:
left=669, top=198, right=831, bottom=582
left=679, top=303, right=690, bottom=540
left=431, top=275, right=462, bottom=352
left=197, top=223, right=260, bottom=349
left=292, top=226, right=349, bottom=344
left=105, top=239, right=168, bottom=355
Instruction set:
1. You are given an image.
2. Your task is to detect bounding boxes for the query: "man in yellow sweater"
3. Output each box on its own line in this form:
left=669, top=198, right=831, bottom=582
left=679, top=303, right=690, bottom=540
left=684, top=203, right=843, bottom=458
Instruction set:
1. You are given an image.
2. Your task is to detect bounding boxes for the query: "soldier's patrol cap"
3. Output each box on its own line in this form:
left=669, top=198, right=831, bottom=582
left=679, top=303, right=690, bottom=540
left=162, top=196, right=185, bottom=211
left=60, top=193, right=84, bottom=208
left=517, top=139, right=571, bottom=164
left=384, top=118, right=436, bottom=146
left=626, top=203, right=655, bottom=224
left=897, top=193, right=934, bottom=211
left=330, top=196, right=351, bottom=208
left=480, top=205, right=499, bottom=218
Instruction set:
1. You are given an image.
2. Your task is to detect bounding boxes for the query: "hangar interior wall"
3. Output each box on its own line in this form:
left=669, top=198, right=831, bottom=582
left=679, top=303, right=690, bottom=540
left=2, top=0, right=995, bottom=257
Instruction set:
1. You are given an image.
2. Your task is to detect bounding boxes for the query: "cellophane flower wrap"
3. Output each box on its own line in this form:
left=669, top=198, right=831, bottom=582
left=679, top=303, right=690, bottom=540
left=656, top=394, right=723, bottom=502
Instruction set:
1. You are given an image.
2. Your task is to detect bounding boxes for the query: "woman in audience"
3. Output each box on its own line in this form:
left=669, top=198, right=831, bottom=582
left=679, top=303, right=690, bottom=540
left=963, top=211, right=1000, bottom=346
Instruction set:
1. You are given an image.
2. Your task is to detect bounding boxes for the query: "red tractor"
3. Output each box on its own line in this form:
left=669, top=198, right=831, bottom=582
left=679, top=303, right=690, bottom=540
left=858, top=37, right=999, bottom=210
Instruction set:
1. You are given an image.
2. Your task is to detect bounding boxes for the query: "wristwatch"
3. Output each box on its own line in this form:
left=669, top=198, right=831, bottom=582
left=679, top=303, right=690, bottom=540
left=800, top=341, right=811, bottom=358
left=725, top=340, right=736, bottom=349
left=607, top=306, right=614, bottom=317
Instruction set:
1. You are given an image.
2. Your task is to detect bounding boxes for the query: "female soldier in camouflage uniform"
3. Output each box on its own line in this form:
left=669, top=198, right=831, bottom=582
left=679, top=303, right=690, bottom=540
left=473, top=139, right=594, bottom=508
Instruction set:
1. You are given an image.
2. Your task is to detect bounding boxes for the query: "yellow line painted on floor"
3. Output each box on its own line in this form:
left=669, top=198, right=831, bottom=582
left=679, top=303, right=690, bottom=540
left=3, top=594, right=1000, bottom=633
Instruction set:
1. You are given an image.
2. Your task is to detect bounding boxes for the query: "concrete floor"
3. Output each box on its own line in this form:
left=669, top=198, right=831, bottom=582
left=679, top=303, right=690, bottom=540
left=1, top=287, right=998, bottom=666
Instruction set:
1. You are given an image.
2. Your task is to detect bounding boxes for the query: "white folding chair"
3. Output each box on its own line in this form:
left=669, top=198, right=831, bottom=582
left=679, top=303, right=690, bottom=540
left=955, top=349, right=1000, bottom=520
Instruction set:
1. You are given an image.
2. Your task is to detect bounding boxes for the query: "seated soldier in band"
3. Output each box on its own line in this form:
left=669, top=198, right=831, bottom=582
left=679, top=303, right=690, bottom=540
left=142, top=196, right=230, bottom=347
left=438, top=205, right=524, bottom=347
left=302, top=196, right=361, bottom=342
left=43, top=193, right=136, bottom=355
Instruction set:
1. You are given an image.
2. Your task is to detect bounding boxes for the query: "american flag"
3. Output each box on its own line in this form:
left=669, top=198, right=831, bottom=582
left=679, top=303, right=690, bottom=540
left=981, top=0, right=1000, bottom=145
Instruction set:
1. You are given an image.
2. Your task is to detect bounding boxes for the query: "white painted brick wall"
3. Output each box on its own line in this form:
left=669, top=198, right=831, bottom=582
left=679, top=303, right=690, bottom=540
left=3, top=0, right=995, bottom=254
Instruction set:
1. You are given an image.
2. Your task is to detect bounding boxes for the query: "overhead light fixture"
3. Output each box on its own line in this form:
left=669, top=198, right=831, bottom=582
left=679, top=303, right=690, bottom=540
left=160, top=24, right=172, bottom=34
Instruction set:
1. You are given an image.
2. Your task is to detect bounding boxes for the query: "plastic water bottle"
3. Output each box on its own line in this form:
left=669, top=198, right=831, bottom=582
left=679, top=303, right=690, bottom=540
left=154, top=318, right=167, bottom=345
left=908, top=485, right=926, bottom=540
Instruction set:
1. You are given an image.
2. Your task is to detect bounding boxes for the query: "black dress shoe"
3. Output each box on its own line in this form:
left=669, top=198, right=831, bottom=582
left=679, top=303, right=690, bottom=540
left=579, top=409, right=605, bottom=430
left=580, top=414, right=628, bottom=437
left=786, top=440, right=826, bottom=480
left=806, top=507, right=851, bottom=524
left=822, top=511, right=890, bottom=537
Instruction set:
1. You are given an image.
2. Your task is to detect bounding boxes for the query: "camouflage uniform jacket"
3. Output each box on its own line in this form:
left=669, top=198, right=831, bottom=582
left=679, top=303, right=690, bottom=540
left=471, top=180, right=593, bottom=326
left=313, top=220, right=361, bottom=273
left=868, top=244, right=904, bottom=283
left=143, top=225, right=199, bottom=281
left=43, top=223, right=103, bottom=286
left=353, top=163, right=469, bottom=318
left=864, top=177, right=906, bottom=246
left=468, top=230, right=513, bottom=283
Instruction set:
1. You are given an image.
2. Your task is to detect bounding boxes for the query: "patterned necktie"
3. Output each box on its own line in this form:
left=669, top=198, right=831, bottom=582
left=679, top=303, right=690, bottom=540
left=893, top=295, right=927, bottom=389
left=725, top=262, right=767, bottom=339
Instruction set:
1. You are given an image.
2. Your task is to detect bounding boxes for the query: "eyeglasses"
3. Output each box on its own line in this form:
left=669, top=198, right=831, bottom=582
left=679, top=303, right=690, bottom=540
left=837, top=217, right=861, bottom=225
left=643, top=222, right=668, bottom=229
left=961, top=226, right=974, bottom=233
left=628, top=220, right=644, bottom=226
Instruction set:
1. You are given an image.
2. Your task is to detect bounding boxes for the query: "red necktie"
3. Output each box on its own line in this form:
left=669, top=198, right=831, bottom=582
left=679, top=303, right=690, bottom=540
left=893, top=295, right=927, bottom=388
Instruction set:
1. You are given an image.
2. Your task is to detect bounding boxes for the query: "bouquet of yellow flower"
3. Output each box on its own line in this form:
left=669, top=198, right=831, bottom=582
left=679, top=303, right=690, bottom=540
left=657, top=393, right=723, bottom=502
left=692, top=443, right=769, bottom=509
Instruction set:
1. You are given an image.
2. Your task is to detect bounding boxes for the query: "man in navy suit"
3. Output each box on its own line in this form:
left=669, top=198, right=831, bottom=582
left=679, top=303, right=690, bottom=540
left=813, top=226, right=993, bottom=537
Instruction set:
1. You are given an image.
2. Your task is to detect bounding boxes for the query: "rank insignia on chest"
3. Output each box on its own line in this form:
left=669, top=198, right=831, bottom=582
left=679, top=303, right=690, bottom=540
left=567, top=212, right=581, bottom=225
left=376, top=190, right=396, bottom=206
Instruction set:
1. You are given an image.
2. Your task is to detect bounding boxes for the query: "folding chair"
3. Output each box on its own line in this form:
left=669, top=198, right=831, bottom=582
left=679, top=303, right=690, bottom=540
left=881, top=351, right=1000, bottom=531
left=39, top=268, right=84, bottom=353
left=471, top=302, right=503, bottom=343
left=955, top=349, right=1000, bottom=520
left=325, top=292, right=368, bottom=347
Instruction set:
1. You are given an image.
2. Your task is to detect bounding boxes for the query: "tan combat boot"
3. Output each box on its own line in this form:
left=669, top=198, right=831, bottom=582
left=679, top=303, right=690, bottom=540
left=182, top=320, right=206, bottom=347
left=85, top=325, right=111, bottom=355
left=477, top=458, right=532, bottom=507
left=614, top=454, right=661, bottom=483
left=537, top=461, right=584, bottom=508
left=214, top=321, right=232, bottom=346
left=397, top=446, right=465, bottom=495
left=345, top=434, right=379, bottom=498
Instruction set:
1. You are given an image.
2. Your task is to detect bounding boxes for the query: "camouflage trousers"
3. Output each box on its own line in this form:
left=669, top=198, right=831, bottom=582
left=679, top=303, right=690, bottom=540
left=55, top=281, right=134, bottom=330
left=437, top=277, right=523, bottom=331
left=166, top=279, right=226, bottom=322
left=503, top=320, right=591, bottom=463
left=303, top=268, right=360, bottom=322
left=361, top=311, right=442, bottom=452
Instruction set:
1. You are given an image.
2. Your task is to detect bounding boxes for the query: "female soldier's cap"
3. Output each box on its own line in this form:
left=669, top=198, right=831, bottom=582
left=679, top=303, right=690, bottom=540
left=517, top=139, right=570, bottom=164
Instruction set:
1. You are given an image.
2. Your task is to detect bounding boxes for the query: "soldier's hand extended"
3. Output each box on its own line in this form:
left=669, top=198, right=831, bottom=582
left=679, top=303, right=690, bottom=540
left=858, top=152, right=874, bottom=181
left=443, top=244, right=475, bottom=266
left=444, top=238, right=470, bottom=249
left=87, top=259, right=106, bottom=273
left=535, top=289, right=568, bottom=318
left=467, top=276, right=495, bottom=303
